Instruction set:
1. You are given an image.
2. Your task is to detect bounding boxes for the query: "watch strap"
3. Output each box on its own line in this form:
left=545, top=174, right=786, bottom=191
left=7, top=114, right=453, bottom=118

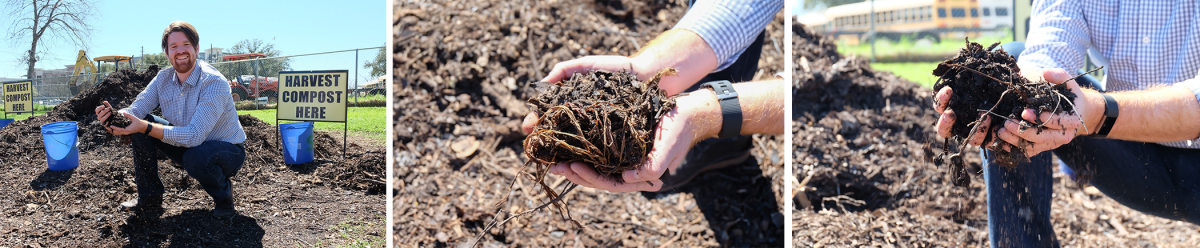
left=701, top=80, right=742, bottom=139
left=145, top=123, right=153, bottom=134
left=1093, top=93, right=1118, bottom=138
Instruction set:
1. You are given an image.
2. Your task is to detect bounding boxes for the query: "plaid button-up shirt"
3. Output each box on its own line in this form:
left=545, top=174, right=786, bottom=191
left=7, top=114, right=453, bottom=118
left=121, top=60, right=247, bottom=148
left=674, top=0, right=782, bottom=72
left=1021, top=0, right=1200, bottom=149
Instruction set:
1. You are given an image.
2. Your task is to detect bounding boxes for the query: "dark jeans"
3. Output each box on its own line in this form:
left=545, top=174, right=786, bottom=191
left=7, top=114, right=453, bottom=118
left=132, top=114, right=246, bottom=206
left=985, top=42, right=1200, bottom=247
left=984, top=138, right=1200, bottom=247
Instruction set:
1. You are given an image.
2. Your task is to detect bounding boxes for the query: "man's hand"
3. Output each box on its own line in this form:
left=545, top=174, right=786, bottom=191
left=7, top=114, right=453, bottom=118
left=934, top=66, right=1093, bottom=156
left=542, top=56, right=645, bottom=86
left=108, top=112, right=148, bottom=136
left=95, top=101, right=116, bottom=135
left=995, top=68, right=1090, bottom=157
left=521, top=92, right=721, bottom=192
left=934, top=87, right=993, bottom=145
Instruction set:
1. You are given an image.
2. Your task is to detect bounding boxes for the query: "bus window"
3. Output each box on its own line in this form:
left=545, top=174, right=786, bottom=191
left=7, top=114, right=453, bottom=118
left=952, top=8, right=966, bottom=18
left=938, top=8, right=947, bottom=18
left=996, top=7, right=1009, bottom=16
left=971, top=8, right=978, bottom=17
left=983, top=7, right=991, bottom=16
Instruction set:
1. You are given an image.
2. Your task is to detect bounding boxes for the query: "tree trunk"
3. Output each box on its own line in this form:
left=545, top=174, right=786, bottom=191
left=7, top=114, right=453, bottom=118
left=26, top=40, right=38, bottom=79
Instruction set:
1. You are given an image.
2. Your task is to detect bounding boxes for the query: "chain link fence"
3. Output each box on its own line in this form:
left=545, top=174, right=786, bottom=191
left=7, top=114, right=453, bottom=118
left=0, top=72, right=110, bottom=109
left=0, top=47, right=383, bottom=109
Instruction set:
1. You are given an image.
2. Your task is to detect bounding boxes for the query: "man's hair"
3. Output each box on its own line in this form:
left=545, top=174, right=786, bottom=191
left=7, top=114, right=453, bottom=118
left=161, top=21, right=199, bottom=51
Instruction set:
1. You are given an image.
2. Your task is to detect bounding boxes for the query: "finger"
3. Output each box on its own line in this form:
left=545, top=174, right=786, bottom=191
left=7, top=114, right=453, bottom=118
left=968, top=113, right=991, bottom=146
left=1005, top=120, right=1074, bottom=148
left=571, top=162, right=657, bottom=192
left=934, top=87, right=953, bottom=112
left=937, top=109, right=956, bottom=138
left=1042, top=68, right=1072, bottom=85
left=541, top=59, right=595, bottom=84
left=550, top=163, right=597, bottom=189
left=996, top=125, right=1023, bottom=148
left=624, top=110, right=684, bottom=183
left=521, top=113, right=539, bottom=134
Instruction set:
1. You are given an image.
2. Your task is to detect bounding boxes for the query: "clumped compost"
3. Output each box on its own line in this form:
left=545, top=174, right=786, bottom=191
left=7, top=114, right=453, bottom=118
left=394, top=0, right=787, bottom=246
left=931, top=40, right=1080, bottom=167
left=525, top=68, right=678, bottom=178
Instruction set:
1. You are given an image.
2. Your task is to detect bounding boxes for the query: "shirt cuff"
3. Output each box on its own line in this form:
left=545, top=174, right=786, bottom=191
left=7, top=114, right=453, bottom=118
left=1183, top=79, right=1200, bottom=104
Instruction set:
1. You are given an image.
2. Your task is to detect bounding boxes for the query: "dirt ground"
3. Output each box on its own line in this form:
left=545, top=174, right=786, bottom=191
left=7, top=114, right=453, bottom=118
left=394, top=0, right=785, bottom=247
left=0, top=67, right=385, bottom=247
left=792, top=22, right=1200, bottom=247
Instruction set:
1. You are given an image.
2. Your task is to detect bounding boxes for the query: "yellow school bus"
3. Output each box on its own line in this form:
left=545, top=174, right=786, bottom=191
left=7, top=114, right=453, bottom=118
left=804, top=0, right=1011, bottom=44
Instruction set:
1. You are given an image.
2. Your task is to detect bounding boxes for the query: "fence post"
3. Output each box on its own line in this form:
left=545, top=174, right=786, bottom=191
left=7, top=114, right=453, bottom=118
left=355, top=49, right=359, bottom=107
left=253, top=58, right=259, bottom=110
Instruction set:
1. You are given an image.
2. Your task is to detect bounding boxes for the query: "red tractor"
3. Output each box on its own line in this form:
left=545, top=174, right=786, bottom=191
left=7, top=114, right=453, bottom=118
left=230, top=75, right=279, bottom=102
left=221, top=53, right=280, bottom=102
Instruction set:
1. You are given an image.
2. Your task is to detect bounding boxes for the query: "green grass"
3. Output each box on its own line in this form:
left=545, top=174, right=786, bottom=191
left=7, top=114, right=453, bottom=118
left=347, top=94, right=384, bottom=104
left=298, top=217, right=385, bottom=248
left=839, top=33, right=1014, bottom=58
left=869, top=62, right=941, bottom=88
left=238, top=107, right=385, bottom=142
left=0, top=104, right=54, bottom=121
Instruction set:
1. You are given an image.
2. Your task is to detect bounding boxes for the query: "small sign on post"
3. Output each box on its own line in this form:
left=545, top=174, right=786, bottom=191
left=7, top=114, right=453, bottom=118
left=277, top=70, right=348, bottom=122
left=4, top=80, right=34, bottom=118
left=276, top=70, right=349, bottom=162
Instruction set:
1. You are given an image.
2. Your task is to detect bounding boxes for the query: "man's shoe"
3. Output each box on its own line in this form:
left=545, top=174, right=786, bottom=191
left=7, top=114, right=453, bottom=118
left=119, top=195, right=163, bottom=212
left=213, top=199, right=237, bottom=219
left=655, top=136, right=753, bottom=192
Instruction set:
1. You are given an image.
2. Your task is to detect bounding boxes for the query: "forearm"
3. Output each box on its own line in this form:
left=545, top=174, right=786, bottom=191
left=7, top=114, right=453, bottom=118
left=682, top=79, right=787, bottom=140
left=631, top=29, right=718, bottom=96
left=1081, top=85, right=1200, bottom=142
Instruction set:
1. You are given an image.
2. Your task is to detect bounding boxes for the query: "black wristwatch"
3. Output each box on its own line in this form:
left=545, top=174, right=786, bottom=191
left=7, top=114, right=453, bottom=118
left=1091, top=93, right=1118, bottom=138
left=145, top=122, right=153, bottom=134
left=701, top=80, right=742, bottom=139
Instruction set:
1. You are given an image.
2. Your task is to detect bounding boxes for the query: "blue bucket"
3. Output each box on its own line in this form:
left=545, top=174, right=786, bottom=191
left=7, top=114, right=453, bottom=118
left=281, top=122, right=314, bottom=164
left=0, top=119, right=14, bottom=129
left=41, top=121, right=79, bottom=171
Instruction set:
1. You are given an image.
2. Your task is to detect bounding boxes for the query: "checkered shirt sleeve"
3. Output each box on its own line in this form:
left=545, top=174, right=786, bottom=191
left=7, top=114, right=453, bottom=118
left=1020, top=0, right=1200, bottom=148
left=673, top=0, right=782, bottom=72
left=122, top=61, right=247, bottom=148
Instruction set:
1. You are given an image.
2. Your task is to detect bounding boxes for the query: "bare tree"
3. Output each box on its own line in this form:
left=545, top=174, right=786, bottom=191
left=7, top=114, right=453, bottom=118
left=5, top=0, right=96, bottom=79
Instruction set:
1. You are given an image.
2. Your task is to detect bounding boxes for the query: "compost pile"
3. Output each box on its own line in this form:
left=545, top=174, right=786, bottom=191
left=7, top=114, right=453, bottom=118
left=792, top=22, right=1200, bottom=246
left=394, top=0, right=786, bottom=246
left=0, top=68, right=384, bottom=247
left=525, top=69, right=676, bottom=178
left=932, top=40, right=1078, bottom=167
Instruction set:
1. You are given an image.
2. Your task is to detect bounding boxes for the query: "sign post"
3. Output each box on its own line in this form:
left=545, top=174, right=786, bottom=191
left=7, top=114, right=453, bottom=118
left=4, top=80, right=34, bottom=119
left=276, top=70, right=349, bottom=162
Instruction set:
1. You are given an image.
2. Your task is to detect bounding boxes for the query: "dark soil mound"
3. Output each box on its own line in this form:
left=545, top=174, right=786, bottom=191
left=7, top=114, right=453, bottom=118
left=526, top=69, right=676, bottom=177
left=932, top=40, right=1077, bottom=167
left=394, top=0, right=787, bottom=247
left=792, top=21, right=989, bottom=247
left=792, top=21, right=1200, bottom=247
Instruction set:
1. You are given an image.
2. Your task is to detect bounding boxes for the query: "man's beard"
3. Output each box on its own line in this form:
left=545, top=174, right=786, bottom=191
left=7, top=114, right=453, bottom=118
left=173, top=55, right=196, bottom=74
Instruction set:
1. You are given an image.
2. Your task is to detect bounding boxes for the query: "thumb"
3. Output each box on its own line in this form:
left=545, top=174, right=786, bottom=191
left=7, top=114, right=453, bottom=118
left=521, top=113, right=539, bottom=134
left=1042, top=68, right=1072, bottom=85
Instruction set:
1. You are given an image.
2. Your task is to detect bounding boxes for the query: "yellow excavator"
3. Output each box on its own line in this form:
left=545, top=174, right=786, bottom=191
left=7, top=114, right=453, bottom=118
left=69, top=50, right=131, bottom=94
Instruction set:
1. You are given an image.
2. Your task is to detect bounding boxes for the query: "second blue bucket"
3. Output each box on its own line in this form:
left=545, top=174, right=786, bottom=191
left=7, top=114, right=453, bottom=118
left=0, top=119, right=14, bottom=129
left=41, top=121, right=79, bottom=171
left=281, top=121, right=314, bottom=164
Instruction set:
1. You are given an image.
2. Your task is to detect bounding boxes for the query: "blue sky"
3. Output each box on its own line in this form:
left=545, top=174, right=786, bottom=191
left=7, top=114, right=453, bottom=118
left=0, top=0, right=386, bottom=80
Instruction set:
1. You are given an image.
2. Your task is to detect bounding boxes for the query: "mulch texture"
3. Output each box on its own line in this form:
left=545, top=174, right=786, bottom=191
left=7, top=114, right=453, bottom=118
left=393, top=0, right=786, bottom=247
